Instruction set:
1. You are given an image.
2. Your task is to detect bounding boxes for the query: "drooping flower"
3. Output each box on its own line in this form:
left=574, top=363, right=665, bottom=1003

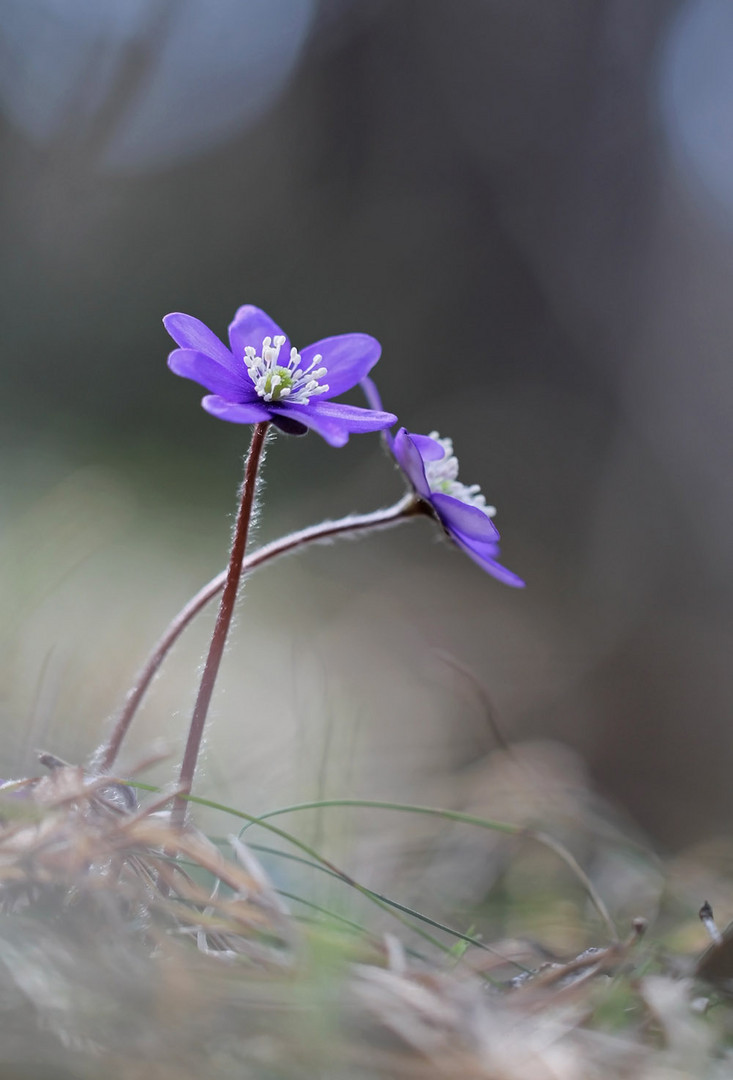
left=164, top=305, right=397, bottom=447
left=362, top=377, right=525, bottom=587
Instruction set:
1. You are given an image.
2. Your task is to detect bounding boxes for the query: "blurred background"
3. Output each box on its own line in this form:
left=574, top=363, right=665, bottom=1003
left=1, top=0, right=733, bottom=883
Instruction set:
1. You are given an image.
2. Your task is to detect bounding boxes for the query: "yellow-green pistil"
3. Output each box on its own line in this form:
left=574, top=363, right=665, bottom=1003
left=245, top=335, right=329, bottom=404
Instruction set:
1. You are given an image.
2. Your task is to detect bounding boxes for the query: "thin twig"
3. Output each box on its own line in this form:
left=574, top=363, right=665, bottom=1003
left=94, top=493, right=422, bottom=773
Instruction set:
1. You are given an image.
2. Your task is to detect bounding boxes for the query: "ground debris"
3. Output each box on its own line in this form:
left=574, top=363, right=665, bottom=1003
left=0, top=768, right=728, bottom=1078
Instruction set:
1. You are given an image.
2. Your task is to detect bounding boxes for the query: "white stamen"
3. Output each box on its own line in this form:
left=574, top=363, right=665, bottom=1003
left=243, top=335, right=329, bottom=404
left=424, top=431, right=497, bottom=518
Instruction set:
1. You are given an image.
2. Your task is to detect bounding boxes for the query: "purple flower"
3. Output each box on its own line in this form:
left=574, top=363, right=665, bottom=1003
left=363, top=378, right=525, bottom=588
left=164, top=305, right=397, bottom=448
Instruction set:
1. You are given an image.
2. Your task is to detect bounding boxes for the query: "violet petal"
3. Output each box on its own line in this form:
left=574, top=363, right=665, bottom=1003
left=300, top=333, right=381, bottom=399
left=430, top=492, right=501, bottom=543
left=167, top=348, right=251, bottom=399
left=201, top=395, right=273, bottom=424
left=392, top=429, right=432, bottom=500
left=360, top=375, right=384, bottom=413
left=228, top=305, right=289, bottom=361
left=270, top=399, right=395, bottom=446
left=306, top=399, right=397, bottom=432
left=408, top=432, right=446, bottom=462
left=268, top=402, right=351, bottom=447
left=360, top=376, right=396, bottom=450
left=163, top=313, right=238, bottom=374
left=452, top=532, right=526, bottom=588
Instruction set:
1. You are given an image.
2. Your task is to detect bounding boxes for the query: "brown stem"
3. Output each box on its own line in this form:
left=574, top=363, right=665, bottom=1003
left=93, top=492, right=423, bottom=774
left=172, top=421, right=270, bottom=825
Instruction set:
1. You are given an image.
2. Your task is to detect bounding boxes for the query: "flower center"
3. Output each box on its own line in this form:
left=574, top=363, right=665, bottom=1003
left=244, top=336, right=329, bottom=404
left=424, top=432, right=496, bottom=518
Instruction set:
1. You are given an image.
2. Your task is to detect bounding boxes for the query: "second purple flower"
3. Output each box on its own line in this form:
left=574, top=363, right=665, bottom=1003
left=391, top=427, right=525, bottom=588
left=362, top=376, right=524, bottom=588
left=164, top=304, right=396, bottom=447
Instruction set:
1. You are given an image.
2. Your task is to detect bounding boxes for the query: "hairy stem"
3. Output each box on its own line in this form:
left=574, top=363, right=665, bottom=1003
left=171, top=421, right=270, bottom=824
left=94, top=489, right=423, bottom=775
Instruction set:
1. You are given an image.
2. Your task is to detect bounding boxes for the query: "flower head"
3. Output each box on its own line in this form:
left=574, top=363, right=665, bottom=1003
left=164, top=305, right=397, bottom=447
left=363, top=378, right=525, bottom=587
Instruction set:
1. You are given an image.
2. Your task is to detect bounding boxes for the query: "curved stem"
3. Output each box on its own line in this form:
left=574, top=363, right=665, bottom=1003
left=172, top=421, right=270, bottom=824
left=94, top=491, right=424, bottom=774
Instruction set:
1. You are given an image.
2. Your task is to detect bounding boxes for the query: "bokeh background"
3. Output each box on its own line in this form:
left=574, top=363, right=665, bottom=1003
left=1, top=0, right=733, bottom=866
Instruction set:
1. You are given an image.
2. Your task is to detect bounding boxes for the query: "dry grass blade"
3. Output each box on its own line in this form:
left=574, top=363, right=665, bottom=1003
left=0, top=765, right=298, bottom=962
